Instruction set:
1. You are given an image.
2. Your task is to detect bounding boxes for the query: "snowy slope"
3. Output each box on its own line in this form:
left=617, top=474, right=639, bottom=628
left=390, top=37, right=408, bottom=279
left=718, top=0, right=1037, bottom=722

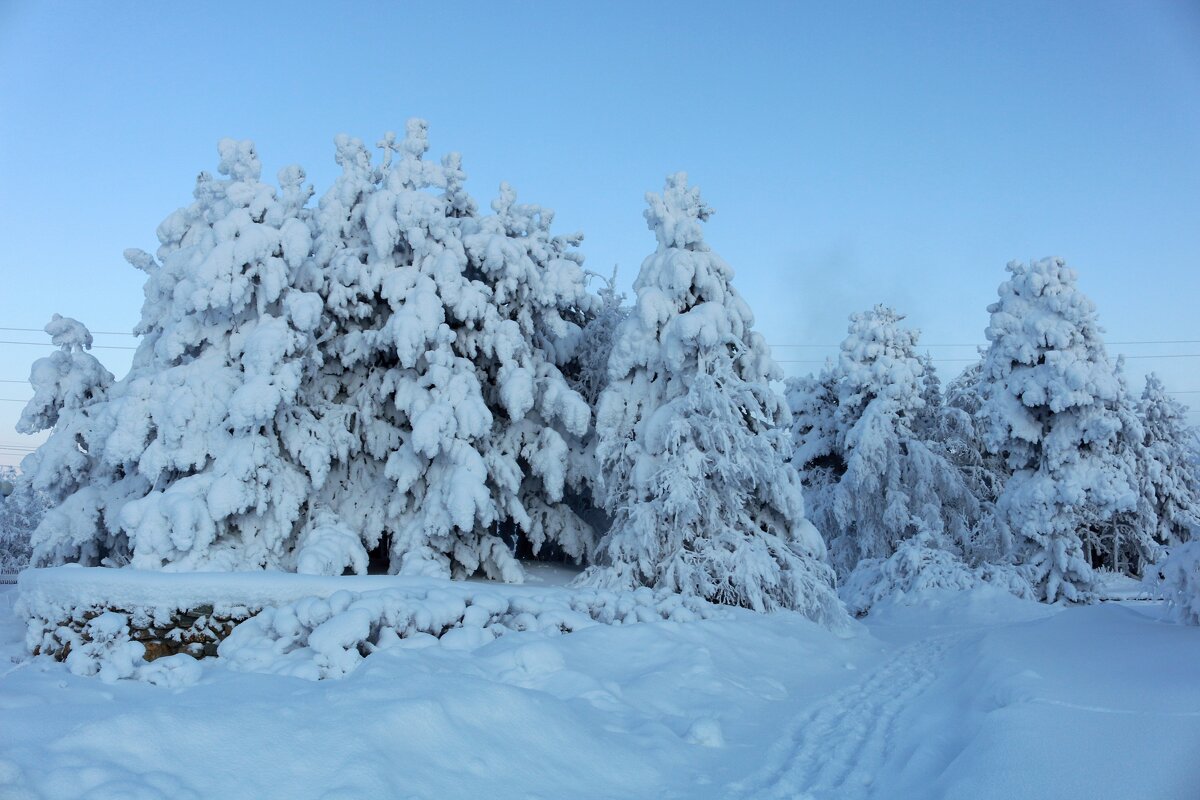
left=1, top=582, right=1198, bottom=799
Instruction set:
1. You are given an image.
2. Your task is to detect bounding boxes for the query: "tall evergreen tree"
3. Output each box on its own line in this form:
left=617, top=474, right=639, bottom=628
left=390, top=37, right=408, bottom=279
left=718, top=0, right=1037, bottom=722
left=302, top=121, right=597, bottom=580
left=1139, top=373, right=1200, bottom=548
left=587, top=173, right=843, bottom=622
left=788, top=307, right=979, bottom=580
left=16, top=315, right=117, bottom=565
left=978, top=258, right=1136, bottom=601
left=20, top=123, right=601, bottom=579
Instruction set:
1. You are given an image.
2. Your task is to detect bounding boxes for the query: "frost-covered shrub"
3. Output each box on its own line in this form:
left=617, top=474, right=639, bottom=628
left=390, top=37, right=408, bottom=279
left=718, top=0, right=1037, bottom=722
left=219, top=585, right=721, bottom=680
left=1147, top=542, right=1200, bottom=625
left=586, top=173, right=843, bottom=623
left=978, top=258, right=1136, bottom=602
left=36, top=608, right=201, bottom=687
left=841, top=535, right=1034, bottom=616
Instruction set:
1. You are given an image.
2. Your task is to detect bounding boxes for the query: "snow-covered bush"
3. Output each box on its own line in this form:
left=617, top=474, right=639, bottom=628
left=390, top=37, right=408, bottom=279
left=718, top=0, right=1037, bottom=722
left=586, top=173, right=843, bottom=623
left=18, top=566, right=723, bottom=683
left=1147, top=541, right=1200, bottom=625
left=978, top=258, right=1136, bottom=602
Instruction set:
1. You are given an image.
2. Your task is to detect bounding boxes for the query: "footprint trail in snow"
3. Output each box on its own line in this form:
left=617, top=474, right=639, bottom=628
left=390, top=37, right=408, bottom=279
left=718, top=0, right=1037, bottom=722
left=728, top=632, right=964, bottom=800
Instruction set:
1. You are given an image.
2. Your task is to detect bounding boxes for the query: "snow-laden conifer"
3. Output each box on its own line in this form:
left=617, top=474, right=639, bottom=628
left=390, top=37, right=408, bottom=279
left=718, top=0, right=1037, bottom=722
left=1095, top=366, right=1159, bottom=575
left=16, top=315, right=122, bottom=565
left=789, top=307, right=979, bottom=581
left=307, top=122, right=596, bottom=580
left=978, top=258, right=1136, bottom=602
left=1138, top=374, right=1200, bottom=548
left=586, top=173, right=843, bottom=622
left=20, top=144, right=335, bottom=570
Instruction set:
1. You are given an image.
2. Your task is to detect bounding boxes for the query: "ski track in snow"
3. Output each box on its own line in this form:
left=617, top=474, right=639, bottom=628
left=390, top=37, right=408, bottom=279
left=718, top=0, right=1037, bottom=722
left=728, top=632, right=964, bottom=800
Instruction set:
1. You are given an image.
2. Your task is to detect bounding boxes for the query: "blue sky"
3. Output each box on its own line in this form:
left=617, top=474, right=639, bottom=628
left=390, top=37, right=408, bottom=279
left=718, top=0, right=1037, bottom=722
left=2, top=0, right=1199, bottom=466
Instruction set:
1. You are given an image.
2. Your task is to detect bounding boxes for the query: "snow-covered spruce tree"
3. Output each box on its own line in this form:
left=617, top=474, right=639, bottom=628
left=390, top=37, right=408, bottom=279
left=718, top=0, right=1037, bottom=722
left=586, top=173, right=843, bottom=622
left=1093, top=364, right=1159, bottom=576
left=790, top=307, right=980, bottom=582
left=1138, top=373, right=1200, bottom=549
left=461, top=181, right=597, bottom=566
left=294, top=132, right=400, bottom=575
left=568, top=266, right=628, bottom=410
left=306, top=122, right=597, bottom=581
left=23, top=144, right=330, bottom=571
left=15, top=315, right=121, bottom=565
left=978, top=258, right=1136, bottom=602
left=784, top=368, right=842, bottom=558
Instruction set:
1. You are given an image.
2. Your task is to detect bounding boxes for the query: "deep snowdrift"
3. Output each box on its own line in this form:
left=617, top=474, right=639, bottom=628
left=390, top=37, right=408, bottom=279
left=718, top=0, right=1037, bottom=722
left=1, top=581, right=1197, bottom=799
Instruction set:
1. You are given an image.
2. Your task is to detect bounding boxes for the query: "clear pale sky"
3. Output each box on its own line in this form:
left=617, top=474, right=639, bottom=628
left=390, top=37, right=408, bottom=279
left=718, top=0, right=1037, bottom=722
left=2, top=1, right=1198, bottom=466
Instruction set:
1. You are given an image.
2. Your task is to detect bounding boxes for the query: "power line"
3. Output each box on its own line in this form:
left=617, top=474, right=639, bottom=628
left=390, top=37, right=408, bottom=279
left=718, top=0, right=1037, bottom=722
left=0, top=326, right=135, bottom=337
left=779, top=353, right=1200, bottom=365
left=1121, top=354, right=1200, bottom=360
left=0, top=339, right=136, bottom=351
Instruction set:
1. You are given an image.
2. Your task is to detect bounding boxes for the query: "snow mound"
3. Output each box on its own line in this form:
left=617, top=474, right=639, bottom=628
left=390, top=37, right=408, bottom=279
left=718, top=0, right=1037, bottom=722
left=16, top=567, right=723, bottom=684
left=219, top=584, right=723, bottom=680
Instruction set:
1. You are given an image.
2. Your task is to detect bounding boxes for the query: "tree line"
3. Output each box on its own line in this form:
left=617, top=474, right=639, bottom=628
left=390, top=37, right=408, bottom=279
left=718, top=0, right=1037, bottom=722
left=6, top=122, right=1198, bottom=622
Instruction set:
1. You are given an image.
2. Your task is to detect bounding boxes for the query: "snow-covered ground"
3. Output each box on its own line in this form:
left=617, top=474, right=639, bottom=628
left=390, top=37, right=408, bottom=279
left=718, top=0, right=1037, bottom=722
left=0, top=581, right=1197, bottom=800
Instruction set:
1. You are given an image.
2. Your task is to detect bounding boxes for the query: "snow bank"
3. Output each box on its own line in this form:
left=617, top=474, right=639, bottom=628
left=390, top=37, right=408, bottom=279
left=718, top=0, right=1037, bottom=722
left=219, top=584, right=721, bottom=680
left=17, top=565, right=454, bottom=617
left=16, top=567, right=723, bottom=684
